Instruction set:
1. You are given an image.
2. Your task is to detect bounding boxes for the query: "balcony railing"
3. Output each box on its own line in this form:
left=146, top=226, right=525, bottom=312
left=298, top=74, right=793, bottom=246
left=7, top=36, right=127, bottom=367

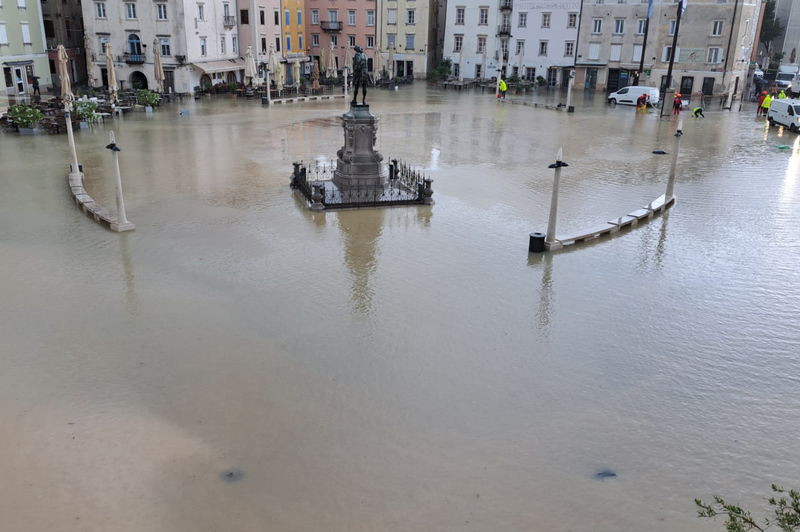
left=224, top=15, right=236, bottom=26
left=497, top=24, right=511, bottom=36
left=124, top=53, right=145, bottom=64
left=499, top=0, right=512, bottom=11
left=320, top=20, right=343, bottom=32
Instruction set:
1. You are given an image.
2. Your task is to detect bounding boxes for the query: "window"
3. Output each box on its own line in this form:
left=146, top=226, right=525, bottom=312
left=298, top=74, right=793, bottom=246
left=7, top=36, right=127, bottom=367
left=200, top=37, right=207, bottom=56
left=477, top=36, right=486, bottom=53
left=707, top=46, right=722, bottom=63
left=637, top=19, right=646, bottom=34
left=298, top=35, right=302, bottom=49
left=220, top=35, right=226, bottom=53
left=44, top=19, right=55, bottom=38
left=541, top=13, right=550, bottom=28
left=330, top=34, right=337, bottom=45
left=348, top=34, right=355, bottom=46
left=712, top=20, right=723, bottom=36
left=564, top=41, right=574, bottom=57
left=161, top=38, right=170, bottom=56
left=311, top=10, right=319, bottom=24
left=516, top=40, right=524, bottom=54
left=17, top=0, right=25, bottom=6
left=538, top=40, right=547, bottom=56
left=285, top=10, right=289, bottom=26
left=661, top=46, right=673, bottom=62
left=232, top=36, right=237, bottom=53
left=387, top=34, right=395, bottom=48
left=366, top=35, right=374, bottom=48
left=518, top=12, right=527, bottom=27
left=742, top=20, right=749, bottom=43
left=312, top=34, right=319, bottom=46
left=592, top=18, right=602, bottom=33
left=453, top=63, right=460, bottom=78
left=96, top=2, right=106, bottom=18
left=407, top=10, right=415, bottom=24
left=387, top=9, right=396, bottom=24
left=454, top=35, right=462, bottom=52
left=614, top=19, right=624, bottom=34
left=262, top=37, right=267, bottom=52
left=274, top=11, right=279, bottom=25
left=501, top=39, right=508, bottom=55
left=406, top=34, right=414, bottom=49
left=99, top=36, right=109, bottom=51
left=260, top=10, right=265, bottom=24
left=198, top=4, right=204, bottom=21
left=610, top=44, right=621, bottom=61
left=479, top=8, right=488, bottom=25
left=328, top=9, right=337, bottom=22
left=286, top=35, right=290, bottom=51
left=275, top=36, right=280, bottom=51
left=588, top=43, right=600, bottom=60
left=633, top=44, right=642, bottom=61
left=456, top=8, right=464, bottom=25
left=157, top=4, right=167, bottom=19
left=669, top=20, right=676, bottom=35
left=125, top=3, right=136, bottom=19
left=568, top=13, right=577, bottom=27
left=525, top=67, right=535, bottom=80
left=348, top=10, right=356, bottom=25
left=367, top=11, right=374, bottom=26
left=297, top=10, right=301, bottom=25
left=0, top=23, right=7, bottom=45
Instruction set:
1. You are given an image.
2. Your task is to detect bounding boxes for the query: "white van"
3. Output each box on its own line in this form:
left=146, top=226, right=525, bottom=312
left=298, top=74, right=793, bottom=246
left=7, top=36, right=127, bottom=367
left=607, top=86, right=660, bottom=106
left=767, top=99, right=800, bottom=132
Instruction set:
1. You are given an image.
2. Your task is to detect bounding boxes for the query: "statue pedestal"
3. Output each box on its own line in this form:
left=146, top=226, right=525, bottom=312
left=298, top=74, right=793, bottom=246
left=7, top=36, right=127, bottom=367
left=334, top=104, right=386, bottom=189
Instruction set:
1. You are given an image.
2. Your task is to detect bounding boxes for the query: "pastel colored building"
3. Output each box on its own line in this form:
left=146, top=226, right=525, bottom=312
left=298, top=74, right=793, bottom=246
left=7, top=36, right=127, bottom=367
left=306, top=0, right=378, bottom=75
left=378, top=0, right=436, bottom=78
left=1, top=0, right=50, bottom=107
left=42, top=0, right=88, bottom=89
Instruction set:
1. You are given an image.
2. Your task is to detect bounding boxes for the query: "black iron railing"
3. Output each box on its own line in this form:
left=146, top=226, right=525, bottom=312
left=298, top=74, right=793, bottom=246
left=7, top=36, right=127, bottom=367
left=224, top=16, right=236, bottom=26
left=124, top=53, right=145, bottom=64
left=320, top=21, right=343, bottom=32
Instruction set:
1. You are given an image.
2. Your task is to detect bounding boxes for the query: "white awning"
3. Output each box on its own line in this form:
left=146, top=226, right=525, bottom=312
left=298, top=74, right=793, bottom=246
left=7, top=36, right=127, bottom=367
left=192, top=58, right=245, bottom=73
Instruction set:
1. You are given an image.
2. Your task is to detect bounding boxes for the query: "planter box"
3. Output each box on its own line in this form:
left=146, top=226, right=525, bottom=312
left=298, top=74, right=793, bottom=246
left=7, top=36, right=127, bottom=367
left=80, top=121, right=90, bottom=129
left=144, top=106, right=153, bottom=113
left=19, top=127, right=38, bottom=136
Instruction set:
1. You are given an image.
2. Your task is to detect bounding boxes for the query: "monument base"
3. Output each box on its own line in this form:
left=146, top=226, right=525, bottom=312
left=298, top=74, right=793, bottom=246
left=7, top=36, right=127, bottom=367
left=334, top=104, right=386, bottom=189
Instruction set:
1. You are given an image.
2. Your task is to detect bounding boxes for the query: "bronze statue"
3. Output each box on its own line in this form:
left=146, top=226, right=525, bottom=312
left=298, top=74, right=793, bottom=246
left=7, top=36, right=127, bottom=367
left=351, top=45, right=369, bottom=105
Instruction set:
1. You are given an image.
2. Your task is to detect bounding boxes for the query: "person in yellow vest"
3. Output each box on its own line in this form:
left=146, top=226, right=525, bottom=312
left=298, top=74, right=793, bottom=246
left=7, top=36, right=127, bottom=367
left=762, top=93, right=773, bottom=115
left=499, top=78, right=507, bottom=99
left=778, top=89, right=787, bottom=99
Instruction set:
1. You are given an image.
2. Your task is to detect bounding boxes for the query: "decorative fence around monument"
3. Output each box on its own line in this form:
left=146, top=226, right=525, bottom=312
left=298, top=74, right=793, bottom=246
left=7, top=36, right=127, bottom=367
left=290, top=159, right=433, bottom=209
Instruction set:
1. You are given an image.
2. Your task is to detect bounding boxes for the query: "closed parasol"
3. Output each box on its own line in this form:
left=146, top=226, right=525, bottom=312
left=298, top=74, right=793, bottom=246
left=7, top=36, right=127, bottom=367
left=244, top=46, right=258, bottom=86
left=328, top=41, right=336, bottom=78
left=293, top=60, right=301, bottom=87
left=275, top=60, right=283, bottom=91
left=320, top=47, right=327, bottom=78
left=105, top=43, right=118, bottom=104
left=84, top=36, right=95, bottom=88
left=388, top=44, right=394, bottom=78
left=153, top=39, right=165, bottom=93
left=57, top=45, right=74, bottom=102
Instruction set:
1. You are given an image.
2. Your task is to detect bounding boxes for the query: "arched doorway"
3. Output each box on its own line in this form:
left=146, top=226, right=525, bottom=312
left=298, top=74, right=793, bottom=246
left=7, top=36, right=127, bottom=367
left=226, top=71, right=237, bottom=84
left=128, top=34, right=142, bottom=55
left=200, top=74, right=212, bottom=88
left=130, top=71, right=148, bottom=89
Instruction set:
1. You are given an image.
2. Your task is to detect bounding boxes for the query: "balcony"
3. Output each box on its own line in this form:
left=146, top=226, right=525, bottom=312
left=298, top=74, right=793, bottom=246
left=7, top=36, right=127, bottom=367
left=224, top=15, right=236, bottom=27
left=497, top=24, right=511, bottom=37
left=320, top=20, right=343, bottom=32
left=124, top=53, right=145, bottom=64
left=499, top=0, right=512, bottom=12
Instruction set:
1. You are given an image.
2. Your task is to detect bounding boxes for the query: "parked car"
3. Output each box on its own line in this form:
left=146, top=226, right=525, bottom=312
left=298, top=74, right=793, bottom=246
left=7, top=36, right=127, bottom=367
left=767, top=98, right=800, bottom=132
left=607, top=86, right=660, bottom=106
left=753, top=67, right=764, bottom=78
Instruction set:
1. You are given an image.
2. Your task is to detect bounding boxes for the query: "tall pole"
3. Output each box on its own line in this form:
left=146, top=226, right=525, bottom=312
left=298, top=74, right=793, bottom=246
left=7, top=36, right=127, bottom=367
left=65, top=102, right=80, bottom=178
left=660, top=3, right=683, bottom=117
left=545, top=148, right=568, bottom=244
left=565, top=70, right=574, bottom=111
left=495, top=48, right=505, bottom=98
left=666, top=119, right=682, bottom=200
left=635, top=17, right=650, bottom=86
left=265, top=68, right=272, bottom=104
left=106, top=131, right=134, bottom=232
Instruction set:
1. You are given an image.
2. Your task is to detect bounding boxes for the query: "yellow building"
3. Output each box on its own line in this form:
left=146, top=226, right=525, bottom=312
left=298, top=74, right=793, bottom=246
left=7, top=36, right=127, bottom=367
left=281, top=0, right=309, bottom=83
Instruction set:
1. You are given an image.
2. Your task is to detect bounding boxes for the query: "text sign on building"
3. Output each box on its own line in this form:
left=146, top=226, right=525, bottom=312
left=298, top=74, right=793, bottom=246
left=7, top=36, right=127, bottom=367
left=678, top=48, right=705, bottom=64
left=515, top=2, right=581, bottom=10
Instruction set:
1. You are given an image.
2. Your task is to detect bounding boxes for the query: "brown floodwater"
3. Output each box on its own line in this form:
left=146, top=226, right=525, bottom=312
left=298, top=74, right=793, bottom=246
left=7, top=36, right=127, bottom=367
left=1, top=85, right=799, bottom=531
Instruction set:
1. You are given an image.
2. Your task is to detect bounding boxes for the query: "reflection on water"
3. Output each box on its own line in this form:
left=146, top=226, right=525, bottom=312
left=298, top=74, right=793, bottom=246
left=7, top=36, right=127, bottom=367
left=0, top=85, right=799, bottom=532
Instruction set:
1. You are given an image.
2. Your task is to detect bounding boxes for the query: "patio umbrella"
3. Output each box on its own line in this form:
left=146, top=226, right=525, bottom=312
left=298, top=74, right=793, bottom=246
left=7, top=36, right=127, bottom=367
left=312, top=59, right=320, bottom=90
left=345, top=43, right=352, bottom=71
left=518, top=43, right=525, bottom=81
left=245, top=46, right=258, bottom=86
left=320, top=47, right=327, bottom=78
left=57, top=45, right=74, bottom=102
left=105, top=43, right=118, bottom=104
left=153, top=39, right=165, bottom=93
left=328, top=41, right=336, bottom=78
left=388, top=44, right=394, bottom=78
left=275, top=61, right=283, bottom=91
left=482, top=44, right=487, bottom=80
left=458, top=41, right=464, bottom=82
left=293, top=60, right=301, bottom=87
left=84, top=35, right=95, bottom=88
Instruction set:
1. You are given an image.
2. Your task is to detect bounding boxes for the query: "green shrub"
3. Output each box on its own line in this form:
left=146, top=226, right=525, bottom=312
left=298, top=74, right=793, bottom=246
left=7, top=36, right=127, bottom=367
left=393, top=76, right=401, bottom=84
left=536, top=75, right=548, bottom=87
left=74, top=100, right=100, bottom=122
left=135, top=89, right=159, bottom=107
left=9, top=103, right=43, bottom=128
left=508, top=73, right=521, bottom=84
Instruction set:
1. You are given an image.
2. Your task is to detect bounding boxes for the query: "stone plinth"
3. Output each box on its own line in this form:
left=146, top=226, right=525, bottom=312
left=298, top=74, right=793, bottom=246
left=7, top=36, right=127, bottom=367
left=334, top=104, right=386, bottom=189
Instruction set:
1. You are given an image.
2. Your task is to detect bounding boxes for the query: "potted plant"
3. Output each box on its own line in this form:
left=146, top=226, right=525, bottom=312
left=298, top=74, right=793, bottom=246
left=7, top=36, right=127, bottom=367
left=74, top=100, right=100, bottom=128
left=9, top=103, right=44, bottom=135
left=299, top=76, right=307, bottom=89
left=118, top=90, right=128, bottom=101
left=393, top=76, right=401, bottom=90
left=135, top=89, right=159, bottom=112
left=536, top=75, right=548, bottom=88
left=204, top=82, right=213, bottom=95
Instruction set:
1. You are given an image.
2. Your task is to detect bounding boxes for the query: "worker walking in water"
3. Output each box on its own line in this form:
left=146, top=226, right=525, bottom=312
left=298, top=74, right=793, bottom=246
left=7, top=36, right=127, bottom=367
left=673, top=93, right=682, bottom=115
left=499, top=78, right=507, bottom=99
left=761, top=93, right=773, bottom=116
left=692, top=106, right=705, bottom=118
left=757, top=91, right=767, bottom=117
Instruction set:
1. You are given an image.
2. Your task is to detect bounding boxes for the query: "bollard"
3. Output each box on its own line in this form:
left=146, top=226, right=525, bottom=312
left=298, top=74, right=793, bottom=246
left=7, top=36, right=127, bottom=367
left=422, top=178, right=435, bottom=205
left=310, top=183, right=325, bottom=211
left=106, top=131, right=135, bottom=232
left=292, top=161, right=301, bottom=186
left=65, top=102, right=81, bottom=180
left=665, top=119, right=682, bottom=200
left=529, top=232, right=546, bottom=252
left=545, top=148, right=568, bottom=245
left=565, top=75, right=575, bottom=113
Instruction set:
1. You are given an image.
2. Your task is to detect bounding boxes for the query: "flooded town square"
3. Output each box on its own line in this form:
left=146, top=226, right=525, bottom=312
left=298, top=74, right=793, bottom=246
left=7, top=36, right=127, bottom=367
left=1, top=85, right=799, bottom=531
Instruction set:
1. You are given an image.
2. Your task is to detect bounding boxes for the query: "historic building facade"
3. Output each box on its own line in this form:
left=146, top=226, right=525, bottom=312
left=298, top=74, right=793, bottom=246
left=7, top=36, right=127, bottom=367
left=306, top=0, right=378, bottom=75
left=1, top=0, right=50, bottom=105
left=377, top=0, right=436, bottom=78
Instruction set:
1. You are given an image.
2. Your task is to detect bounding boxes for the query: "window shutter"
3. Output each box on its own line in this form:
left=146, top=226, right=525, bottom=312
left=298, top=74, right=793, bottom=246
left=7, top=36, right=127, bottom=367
left=661, top=47, right=669, bottom=62
left=20, top=22, right=31, bottom=44
left=610, top=45, right=621, bottom=61
left=0, top=24, right=7, bottom=45
left=633, top=45, right=642, bottom=62
left=588, top=44, right=600, bottom=60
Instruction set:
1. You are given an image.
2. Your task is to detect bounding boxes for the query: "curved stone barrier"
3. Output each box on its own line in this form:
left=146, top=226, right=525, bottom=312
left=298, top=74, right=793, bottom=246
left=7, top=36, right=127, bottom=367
left=545, top=194, right=675, bottom=251
left=67, top=173, right=133, bottom=232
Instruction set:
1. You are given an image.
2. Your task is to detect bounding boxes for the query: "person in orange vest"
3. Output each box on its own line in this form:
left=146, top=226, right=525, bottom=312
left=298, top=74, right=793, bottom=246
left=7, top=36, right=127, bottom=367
left=757, top=90, right=767, bottom=117
left=672, top=93, right=682, bottom=115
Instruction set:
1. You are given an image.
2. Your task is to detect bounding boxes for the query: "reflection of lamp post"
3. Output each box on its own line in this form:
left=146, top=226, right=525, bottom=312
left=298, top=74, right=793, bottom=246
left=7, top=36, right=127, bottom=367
left=264, top=66, right=272, bottom=105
